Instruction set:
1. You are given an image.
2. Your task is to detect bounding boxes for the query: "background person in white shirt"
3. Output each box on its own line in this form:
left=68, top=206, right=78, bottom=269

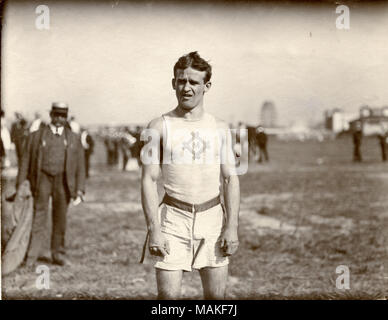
left=69, top=115, right=81, bottom=135
left=29, top=112, right=43, bottom=133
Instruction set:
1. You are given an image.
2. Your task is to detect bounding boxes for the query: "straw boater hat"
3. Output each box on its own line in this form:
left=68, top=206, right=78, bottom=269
left=50, top=102, right=69, bottom=117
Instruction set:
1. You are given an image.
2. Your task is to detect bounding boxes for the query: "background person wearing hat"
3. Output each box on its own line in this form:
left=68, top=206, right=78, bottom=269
left=16, top=102, right=86, bottom=266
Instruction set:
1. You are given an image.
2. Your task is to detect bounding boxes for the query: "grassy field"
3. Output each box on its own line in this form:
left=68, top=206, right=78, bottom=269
left=2, top=134, right=387, bottom=299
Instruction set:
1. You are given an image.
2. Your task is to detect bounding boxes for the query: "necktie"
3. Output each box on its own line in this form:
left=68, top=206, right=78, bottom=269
left=55, top=127, right=60, bottom=136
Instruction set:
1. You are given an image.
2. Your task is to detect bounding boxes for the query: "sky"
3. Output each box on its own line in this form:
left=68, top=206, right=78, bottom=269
left=2, top=0, right=388, bottom=127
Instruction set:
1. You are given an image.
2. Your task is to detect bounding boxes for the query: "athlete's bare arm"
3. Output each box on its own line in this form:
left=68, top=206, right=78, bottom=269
left=216, top=119, right=240, bottom=256
left=141, top=117, right=170, bottom=257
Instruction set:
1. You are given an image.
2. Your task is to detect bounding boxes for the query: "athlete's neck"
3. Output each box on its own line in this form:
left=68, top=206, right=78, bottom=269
left=174, top=105, right=204, bottom=120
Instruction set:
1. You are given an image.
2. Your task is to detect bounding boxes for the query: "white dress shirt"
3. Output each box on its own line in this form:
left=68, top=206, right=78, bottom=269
left=29, top=118, right=42, bottom=133
left=49, top=124, right=64, bottom=136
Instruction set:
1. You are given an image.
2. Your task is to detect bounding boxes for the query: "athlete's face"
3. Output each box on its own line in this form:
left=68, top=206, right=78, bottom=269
left=172, top=67, right=211, bottom=110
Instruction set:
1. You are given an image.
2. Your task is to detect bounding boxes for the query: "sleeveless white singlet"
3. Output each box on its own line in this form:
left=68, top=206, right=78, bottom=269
left=161, top=112, right=222, bottom=204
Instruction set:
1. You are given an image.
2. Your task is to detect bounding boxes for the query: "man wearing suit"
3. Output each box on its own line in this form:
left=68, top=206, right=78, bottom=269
left=352, top=121, right=363, bottom=162
left=10, top=114, right=29, bottom=169
left=17, top=103, right=85, bottom=266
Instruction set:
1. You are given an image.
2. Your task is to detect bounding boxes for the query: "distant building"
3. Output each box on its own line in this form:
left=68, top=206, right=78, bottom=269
left=349, top=106, right=388, bottom=136
left=324, top=108, right=358, bottom=134
left=260, top=101, right=277, bottom=128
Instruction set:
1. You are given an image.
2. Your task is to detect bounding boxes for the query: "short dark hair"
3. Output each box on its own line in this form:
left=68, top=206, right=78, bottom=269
left=173, top=51, right=212, bottom=83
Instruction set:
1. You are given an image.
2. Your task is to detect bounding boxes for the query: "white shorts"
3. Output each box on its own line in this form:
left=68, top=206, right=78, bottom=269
left=145, top=203, right=229, bottom=272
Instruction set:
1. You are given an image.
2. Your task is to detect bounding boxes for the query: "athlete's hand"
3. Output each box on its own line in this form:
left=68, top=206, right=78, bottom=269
left=220, top=226, right=239, bottom=256
left=149, top=229, right=170, bottom=257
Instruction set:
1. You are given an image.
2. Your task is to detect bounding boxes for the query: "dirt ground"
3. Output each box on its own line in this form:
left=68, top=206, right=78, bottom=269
left=1, top=135, right=387, bottom=299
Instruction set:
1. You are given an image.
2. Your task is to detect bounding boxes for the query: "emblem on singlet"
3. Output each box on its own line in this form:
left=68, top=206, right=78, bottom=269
left=182, top=131, right=210, bottom=160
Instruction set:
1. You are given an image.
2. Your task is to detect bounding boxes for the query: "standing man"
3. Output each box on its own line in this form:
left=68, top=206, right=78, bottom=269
left=103, top=128, right=114, bottom=166
left=130, top=126, right=143, bottom=167
left=141, top=52, right=240, bottom=299
left=247, top=125, right=257, bottom=162
left=256, top=125, right=269, bottom=163
left=352, top=121, right=363, bottom=162
left=377, top=123, right=388, bottom=162
left=10, top=114, right=29, bottom=168
left=112, top=132, right=120, bottom=167
left=17, top=103, right=85, bottom=266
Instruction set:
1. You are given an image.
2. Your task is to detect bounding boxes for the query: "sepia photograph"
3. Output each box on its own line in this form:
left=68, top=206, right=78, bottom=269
left=1, top=0, right=387, bottom=303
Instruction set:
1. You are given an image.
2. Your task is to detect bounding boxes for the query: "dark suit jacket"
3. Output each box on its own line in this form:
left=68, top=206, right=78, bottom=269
left=85, top=133, right=94, bottom=155
left=17, top=125, right=86, bottom=198
left=256, top=132, right=268, bottom=147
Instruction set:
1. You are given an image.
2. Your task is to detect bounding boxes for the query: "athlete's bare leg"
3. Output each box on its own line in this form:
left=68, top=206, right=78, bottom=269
left=156, top=268, right=183, bottom=299
left=199, top=265, right=228, bottom=299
